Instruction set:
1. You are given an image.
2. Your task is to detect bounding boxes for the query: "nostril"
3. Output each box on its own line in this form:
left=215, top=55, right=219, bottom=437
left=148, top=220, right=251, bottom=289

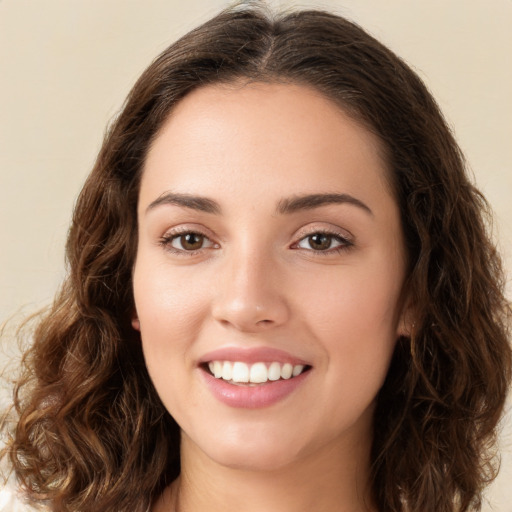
left=212, top=295, right=290, bottom=332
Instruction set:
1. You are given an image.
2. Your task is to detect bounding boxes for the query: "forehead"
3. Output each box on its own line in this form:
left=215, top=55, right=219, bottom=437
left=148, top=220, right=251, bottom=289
left=140, top=82, right=394, bottom=213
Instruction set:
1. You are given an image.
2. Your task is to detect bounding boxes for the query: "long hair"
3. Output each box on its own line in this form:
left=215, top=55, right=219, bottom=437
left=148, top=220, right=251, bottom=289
left=2, top=4, right=510, bottom=512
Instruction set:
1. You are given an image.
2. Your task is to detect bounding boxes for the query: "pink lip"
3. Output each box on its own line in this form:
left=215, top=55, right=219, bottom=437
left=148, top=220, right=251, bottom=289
left=198, top=346, right=311, bottom=409
left=200, top=368, right=310, bottom=409
left=199, top=346, right=308, bottom=365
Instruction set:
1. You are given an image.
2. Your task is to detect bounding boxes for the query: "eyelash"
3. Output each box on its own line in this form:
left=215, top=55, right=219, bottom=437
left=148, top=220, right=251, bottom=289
left=293, top=230, right=354, bottom=255
left=158, top=229, right=217, bottom=256
left=158, top=229, right=354, bottom=256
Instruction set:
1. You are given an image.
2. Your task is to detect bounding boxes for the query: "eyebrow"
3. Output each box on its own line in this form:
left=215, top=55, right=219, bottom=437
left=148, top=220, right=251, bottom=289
left=146, top=192, right=221, bottom=215
left=276, top=193, right=373, bottom=216
left=146, top=191, right=372, bottom=217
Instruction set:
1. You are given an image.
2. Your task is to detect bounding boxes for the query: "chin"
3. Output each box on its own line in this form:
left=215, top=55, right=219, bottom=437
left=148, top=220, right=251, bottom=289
left=184, top=425, right=308, bottom=473
left=209, top=442, right=303, bottom=472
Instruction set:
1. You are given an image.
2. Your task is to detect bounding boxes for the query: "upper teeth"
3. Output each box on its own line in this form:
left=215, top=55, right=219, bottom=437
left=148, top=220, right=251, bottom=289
left=208, top=361, right=305, bottom=384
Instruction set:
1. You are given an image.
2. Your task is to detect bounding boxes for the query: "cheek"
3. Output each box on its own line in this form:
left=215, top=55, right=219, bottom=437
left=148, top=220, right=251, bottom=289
left=295, top=256, right=403, bottom=391
left=134, top=255, right=203, bottom=321
left=132, top=259, right=211, bottom=413
left=132, top=257, right=211, bottom=363
left=299, top=261, right=403, bottom=339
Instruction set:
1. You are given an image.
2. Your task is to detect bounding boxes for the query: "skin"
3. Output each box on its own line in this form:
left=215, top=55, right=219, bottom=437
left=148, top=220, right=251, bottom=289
left=132, top=82, right=409, bottom=512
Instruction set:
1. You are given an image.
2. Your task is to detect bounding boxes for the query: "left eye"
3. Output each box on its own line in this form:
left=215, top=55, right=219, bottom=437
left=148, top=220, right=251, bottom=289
left=168, top=232, right=214, bottom=251
left=296, top=233, right=348, bottom=251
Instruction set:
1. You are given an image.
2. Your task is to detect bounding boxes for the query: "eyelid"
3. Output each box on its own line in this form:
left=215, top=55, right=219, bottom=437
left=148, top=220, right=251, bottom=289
left=291, top=224, right=355, bottom=253
left=158, top=224, right=220, bottom=255
left=293, top=223, right=354, bottom=243
left=295, top=234, right=346, bottom=249
left=171, top=233, right=215, bottom=250
left=157, top=223, right=354, bottom=256
left=160, top=223, right=217, bottom=240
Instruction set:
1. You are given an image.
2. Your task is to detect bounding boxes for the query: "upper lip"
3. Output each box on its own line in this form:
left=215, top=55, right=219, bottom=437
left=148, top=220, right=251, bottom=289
left=198, top=347, right=310, bottom=366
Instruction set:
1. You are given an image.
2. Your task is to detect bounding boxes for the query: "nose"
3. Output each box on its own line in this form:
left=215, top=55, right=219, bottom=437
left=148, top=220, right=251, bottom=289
left=211, top=250, right=290, bottom=332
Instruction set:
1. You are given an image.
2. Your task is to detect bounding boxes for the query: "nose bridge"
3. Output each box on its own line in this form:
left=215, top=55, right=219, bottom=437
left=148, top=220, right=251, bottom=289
left=212, top=238, right=289, bottom=330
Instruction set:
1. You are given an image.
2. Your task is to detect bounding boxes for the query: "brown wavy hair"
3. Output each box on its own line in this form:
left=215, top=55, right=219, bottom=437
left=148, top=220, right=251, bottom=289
left=2, top=4, right=511, bottom=512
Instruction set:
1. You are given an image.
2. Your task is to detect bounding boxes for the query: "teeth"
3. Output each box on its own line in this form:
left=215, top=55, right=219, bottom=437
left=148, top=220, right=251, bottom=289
left=222, top=361, right=232, bottom=381
left=213, top=361, right=223, bottom=378
left=208, top=361, right=306, bottom=384
left=292, top=364, right=303, bottom=377
left=249, top=362, right=268, bottom=383
left=232, top=362, right=249, bottom=383
left=281, top=363, right=293, bottom=379
left=268, top=362, right=281, bottom=381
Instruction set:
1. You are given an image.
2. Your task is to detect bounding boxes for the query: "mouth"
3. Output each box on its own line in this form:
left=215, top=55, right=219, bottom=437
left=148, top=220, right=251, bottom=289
left=199, top=348, right=312, bottom=408
left=203, top=361, right=311, bottom=385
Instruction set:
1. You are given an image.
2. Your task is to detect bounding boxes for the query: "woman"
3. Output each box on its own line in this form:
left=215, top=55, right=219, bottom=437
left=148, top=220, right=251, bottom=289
left=2, top=4, right=510, bottom=512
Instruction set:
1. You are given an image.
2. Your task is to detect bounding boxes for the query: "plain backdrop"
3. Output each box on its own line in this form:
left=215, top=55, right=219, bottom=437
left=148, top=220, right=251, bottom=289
left=0, top=1, right=511, bottom=510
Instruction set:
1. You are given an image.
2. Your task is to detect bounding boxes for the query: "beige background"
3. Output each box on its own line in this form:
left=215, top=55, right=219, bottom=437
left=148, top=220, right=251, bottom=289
left=0, top=0, right=510, bottom=510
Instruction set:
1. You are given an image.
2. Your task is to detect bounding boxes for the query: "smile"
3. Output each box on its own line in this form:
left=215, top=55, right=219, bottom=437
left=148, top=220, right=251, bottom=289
left=207, top=361, right=307, bottom=384
left=199, top=348, right=312, bottom=408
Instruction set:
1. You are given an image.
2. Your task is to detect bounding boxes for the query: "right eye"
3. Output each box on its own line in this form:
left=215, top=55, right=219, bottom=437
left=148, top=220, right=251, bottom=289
left=160, top=231, right=216, bottom=253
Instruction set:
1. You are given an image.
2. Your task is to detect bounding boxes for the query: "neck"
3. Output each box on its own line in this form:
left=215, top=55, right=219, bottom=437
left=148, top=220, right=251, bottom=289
left=154, top=430, right=377, bottom=512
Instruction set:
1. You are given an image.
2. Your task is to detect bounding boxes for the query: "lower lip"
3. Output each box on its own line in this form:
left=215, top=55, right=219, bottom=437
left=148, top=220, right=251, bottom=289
left=200, top=369, right=310, bottom=409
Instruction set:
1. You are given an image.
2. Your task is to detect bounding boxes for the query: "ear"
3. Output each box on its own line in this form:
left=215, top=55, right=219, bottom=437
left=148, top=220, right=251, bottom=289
left=131, top=310, right=141, bottom=331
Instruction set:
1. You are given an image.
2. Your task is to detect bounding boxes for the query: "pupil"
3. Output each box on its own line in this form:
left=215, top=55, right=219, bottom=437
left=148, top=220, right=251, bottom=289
left=310, top=233, right=331, bottom=250
left=182, top=233, right=203, bottom=250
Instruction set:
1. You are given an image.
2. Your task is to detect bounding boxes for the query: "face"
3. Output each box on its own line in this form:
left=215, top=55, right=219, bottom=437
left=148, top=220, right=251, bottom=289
left=132, top=82, right=408, bottom=472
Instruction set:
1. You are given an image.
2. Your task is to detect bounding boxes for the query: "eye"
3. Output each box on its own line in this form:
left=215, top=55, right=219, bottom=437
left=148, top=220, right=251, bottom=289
left=160, top=231, right=216, bottom=253
left=296, top=232, right=352, bottom=252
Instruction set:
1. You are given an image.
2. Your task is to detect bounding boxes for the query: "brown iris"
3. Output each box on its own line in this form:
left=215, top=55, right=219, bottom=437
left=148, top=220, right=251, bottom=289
left=179, top=233, right=204, bottom=250
left=308, top=233, right=333, bottom=251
